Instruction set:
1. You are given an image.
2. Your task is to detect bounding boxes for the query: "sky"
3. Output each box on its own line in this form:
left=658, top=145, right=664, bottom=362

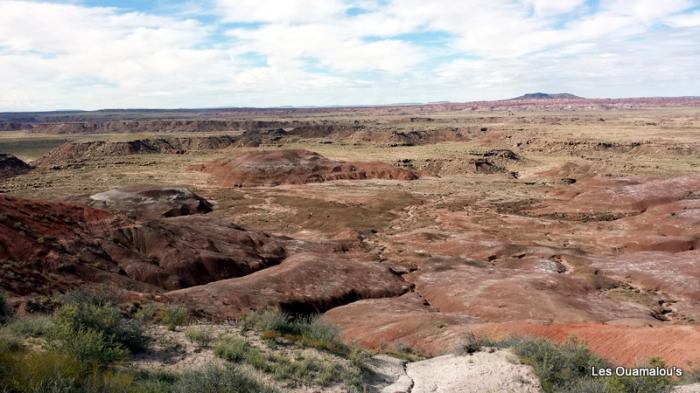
left=0, top=0, right=699, bottom=111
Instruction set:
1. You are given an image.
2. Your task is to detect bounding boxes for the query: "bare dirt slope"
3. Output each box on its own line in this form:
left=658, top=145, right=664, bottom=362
left=194, top=149, right=419, bottom=186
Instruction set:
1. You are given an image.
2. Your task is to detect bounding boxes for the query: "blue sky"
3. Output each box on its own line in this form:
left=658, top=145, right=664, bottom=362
left=0, top=0, right=699, bottom=110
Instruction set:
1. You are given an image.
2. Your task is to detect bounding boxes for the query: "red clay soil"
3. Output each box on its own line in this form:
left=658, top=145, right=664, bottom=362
left=0, top=192, right=289, bottom=295
left=323, top=174, right=700, bottom=368
left=102, top=216, right=287, bottom=290
left=324, top=295, right=700, bottom=368
left=0, top=195, right=150, bottom=295
left=193, top=149, right=419, bottom=186
left=166, top=252, right=411, bottom=319
left=476, top=322, right=700, bottom=369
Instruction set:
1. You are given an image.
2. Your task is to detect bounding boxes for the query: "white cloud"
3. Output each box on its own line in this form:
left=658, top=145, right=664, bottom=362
left=0, top=0, right=698, bottom=110
left=227, top=23, right=424, bottom=73
left=528, top=0, right=587, bottom=17
left=215, top=0, right=348, bottom=23
left=666, top=11, right=700, bottom=27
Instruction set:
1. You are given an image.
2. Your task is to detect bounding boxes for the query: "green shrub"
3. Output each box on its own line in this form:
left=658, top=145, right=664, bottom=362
left=215, top=335, right=363, bottom=390
left=173, top=365, right=279, bottom=393
left=133, top=302, right=159, bottom=323
left=185, top=327, right=214, bottom=349
left=214, top=337, right=250, bottom=363
left=241, top=308, right=289, bottom=333
left=1, top=350, right=86, bottom=393
left=514, top=338, right=605, bottom=392
left=0, top=345, right=166, bottom=393
left=48, top=324, right=128, bottom=368
left=347, top=347, right=371, bottom=372
left=53, top=302, right=148, bottom=353
left=242, top=309, right=349, bottom=355
left=161, top=305, right=188, bottom=331
left=60, top=288, right=122, bottom=308
left=4, top=299, right=148, bottom=370
left=131, top=370, right=178, bottom=393
left=0, top=334, right=22, bottom=353
left=4, top=315, right=55, bottom=338
left=0, top=294, right=13, bottom=325
left=513, top=338, right=673, bottom=393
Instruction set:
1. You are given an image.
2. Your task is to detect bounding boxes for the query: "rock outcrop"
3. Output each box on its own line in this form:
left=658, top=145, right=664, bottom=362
left=167, top=252, right=411, bottom=318
left=194, top=149, right=419, bottom=187
left=0, top=193, right=288, bottom=294
left=33, top=136, right=240, bottom=166
left=0, top=154, right=31, bottom=179
left=80, top=185, right=213, bottom=219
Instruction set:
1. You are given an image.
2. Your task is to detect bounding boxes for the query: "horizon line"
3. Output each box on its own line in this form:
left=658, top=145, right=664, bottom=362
left=2, top=94, right=700, bottom=114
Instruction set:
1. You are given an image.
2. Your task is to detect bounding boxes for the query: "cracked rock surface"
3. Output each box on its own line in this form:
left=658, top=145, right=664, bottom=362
left=373, top=350, right=542, bottom=393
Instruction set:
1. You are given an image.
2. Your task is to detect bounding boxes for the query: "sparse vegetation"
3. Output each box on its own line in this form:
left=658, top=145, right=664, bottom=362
left=215, top=334, right=363, bottom=390
left=3, top=315, right=55, bottom=337
left=214, top=336, right=251, bottom=362
left=387, top=341, right=423, bottom=362
left=0, top=336, right=276, bottom=393
left=242, top=308, right=351, bottom=355
left=1, top=294, right=371, bottom=393
left=60, top=287, right=122, bottom=308
left=457, top=331, right=487, bottom=355
left=0, top=331, right=145, bottom=393
left=48, top=324, right=129, bottom=367
left=52, top=295, right=149, bottom=353
left=133, top=302, right=159, bottom=323
left=0, top=292, right=282, bottom=393
left=512, top=338, right=674, bottom=393
left=161, top=305, right=188, bottom=331
left=173, top=365, right=279, bottom=393
left=185, top=326, right=214, bottom=348
left=220, top=309, right=372, bottom=390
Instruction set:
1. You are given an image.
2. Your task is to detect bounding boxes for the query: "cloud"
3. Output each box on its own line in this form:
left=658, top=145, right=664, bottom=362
left=215, top=0, right=348, bottom=23
left=0, top=1, right=241, bottom=109
left=0, top=0, right=699, bottom=110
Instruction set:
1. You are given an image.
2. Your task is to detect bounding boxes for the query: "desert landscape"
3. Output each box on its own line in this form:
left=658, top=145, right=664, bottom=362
left=1, top=95, right=699, bottom=392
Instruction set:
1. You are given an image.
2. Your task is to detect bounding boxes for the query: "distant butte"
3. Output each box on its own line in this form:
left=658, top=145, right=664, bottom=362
left=511, top=92, right=583, bottom=100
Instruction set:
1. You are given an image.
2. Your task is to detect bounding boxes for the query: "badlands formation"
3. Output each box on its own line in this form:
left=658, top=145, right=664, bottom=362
left=1, top=96, right=700, bottom=391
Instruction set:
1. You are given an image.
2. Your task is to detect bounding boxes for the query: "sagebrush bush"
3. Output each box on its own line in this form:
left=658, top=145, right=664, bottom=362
left=241, top=308, right=288, bottom=333
left=513, top=338, right=673, bottom=393
left=161, top=305, right=188, bottom=331
left=214, top=337, right=250, bottom=363
left=185, top=327, right=214, bottom=348
left=48, top=324, right=128, bottom=368
left=173, top=365, right=279, bottom=393
left=60, top=288, right=122, bottom=308
left=133, top=302, right=158, bottom=323
left=514, top=338, right=605, bottom=392
left=242, top=309, right=350, bottom=355
left=53, top=301, right=148, bottom=353
left=0, top=343, right=138, bottom=393
left=0, top=334, right=22, bottom=353
left=214, top=334, right=363, bottom=390
left=0, top=350, right=179, bottom=393
left=4, top=315, right=55, bottom=338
